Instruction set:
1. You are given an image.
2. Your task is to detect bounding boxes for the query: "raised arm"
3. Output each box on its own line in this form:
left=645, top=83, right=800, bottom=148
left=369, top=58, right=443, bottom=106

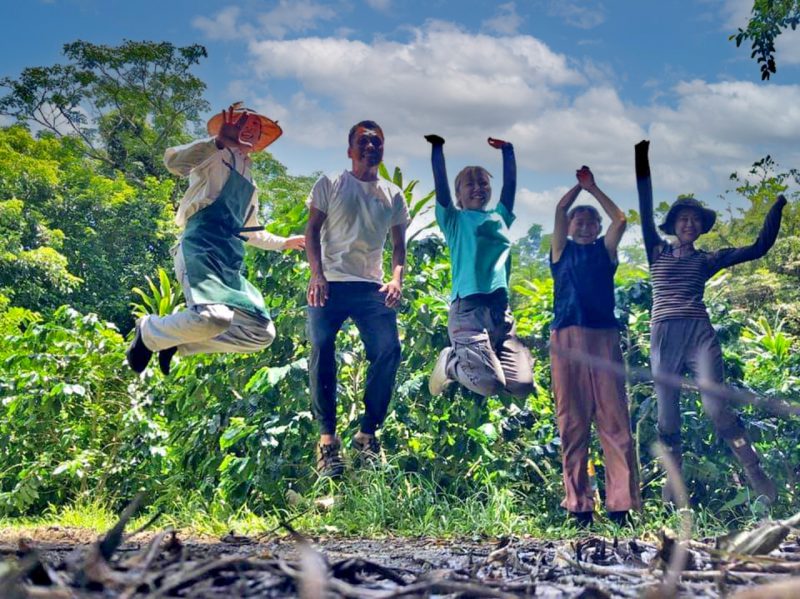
left=708, top=195, right=788, bottom=274
left=551, top=184, right=581, bottom=263
left=578, top=167, right=627, bottom=261
left=163, top=138, right=219, bottom=177
left=635, top=140, right=664, bottom=264
left=488, top=138, right=516, bottom=213
left=425, top=134, right=452, bottom=207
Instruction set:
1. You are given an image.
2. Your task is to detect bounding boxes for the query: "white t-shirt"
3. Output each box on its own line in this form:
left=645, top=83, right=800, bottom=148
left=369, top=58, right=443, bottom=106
left=307, top=170, right=409, bottom=283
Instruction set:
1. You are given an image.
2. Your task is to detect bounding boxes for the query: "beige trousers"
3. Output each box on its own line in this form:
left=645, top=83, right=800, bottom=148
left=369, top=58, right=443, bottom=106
left=140, top=243, right=275, bottom=356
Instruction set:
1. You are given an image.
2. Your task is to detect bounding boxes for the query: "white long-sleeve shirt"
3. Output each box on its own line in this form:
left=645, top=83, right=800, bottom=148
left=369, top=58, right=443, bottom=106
left=164, top=138, right=287, bottom=251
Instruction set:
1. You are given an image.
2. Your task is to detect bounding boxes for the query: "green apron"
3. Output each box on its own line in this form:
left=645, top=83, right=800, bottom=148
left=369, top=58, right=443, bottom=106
left=181, top=162, right=270, bottom=320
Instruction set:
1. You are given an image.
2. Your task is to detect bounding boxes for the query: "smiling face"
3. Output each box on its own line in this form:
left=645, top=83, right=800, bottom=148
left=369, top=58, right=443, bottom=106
left=348, top=126, right=384, bottom=170
left=455, top=167, right=492, bottom=210
left=673, top=207, right=703, bottom=244
left=238, top=114, right=263, bottom=149
left=568, top=207, right=601, bottom=244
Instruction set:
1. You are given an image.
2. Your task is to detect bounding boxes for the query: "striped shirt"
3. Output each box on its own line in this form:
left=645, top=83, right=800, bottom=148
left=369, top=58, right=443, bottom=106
left=649, top=246, right=712, bottom=323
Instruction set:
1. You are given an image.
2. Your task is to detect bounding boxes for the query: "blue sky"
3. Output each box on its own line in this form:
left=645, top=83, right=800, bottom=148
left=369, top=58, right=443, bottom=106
left=4, top=0, right=800, bottom=237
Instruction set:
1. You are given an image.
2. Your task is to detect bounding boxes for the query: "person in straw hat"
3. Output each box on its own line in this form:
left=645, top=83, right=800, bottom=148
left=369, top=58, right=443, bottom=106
left=126, top=103, right=304, bottom=376
left=636, top=139, right=787, bottom=505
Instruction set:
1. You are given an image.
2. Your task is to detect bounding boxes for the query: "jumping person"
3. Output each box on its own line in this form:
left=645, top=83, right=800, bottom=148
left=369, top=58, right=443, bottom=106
left=126, top=103, right=305, bottom=376
left=305, top=120, right=409, bottom=479
left=636, top=140, right=786, bottom=504
left=550, top=166, right=640, bottom=527
left=426, top=134, right=535, bottom=400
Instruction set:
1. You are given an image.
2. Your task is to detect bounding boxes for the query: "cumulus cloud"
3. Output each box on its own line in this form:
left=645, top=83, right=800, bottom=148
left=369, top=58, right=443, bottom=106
left=482, top=2, right=523, bottom=36
left=249, top=22, right=582, bottom=136
left=240, top=19, right=800, bottom=210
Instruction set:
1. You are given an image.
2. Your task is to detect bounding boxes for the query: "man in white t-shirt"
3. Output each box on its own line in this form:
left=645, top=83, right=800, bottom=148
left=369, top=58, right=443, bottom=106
left=305, top=120, right=409, bottom=478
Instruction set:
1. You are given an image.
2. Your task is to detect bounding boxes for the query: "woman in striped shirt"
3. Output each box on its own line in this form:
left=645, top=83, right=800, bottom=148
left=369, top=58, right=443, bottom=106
left=635, top=140, right=786, bottom=505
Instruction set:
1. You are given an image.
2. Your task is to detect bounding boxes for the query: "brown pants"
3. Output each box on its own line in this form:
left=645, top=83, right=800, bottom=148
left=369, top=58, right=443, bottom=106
left=550, top=326, right=641, bottom=513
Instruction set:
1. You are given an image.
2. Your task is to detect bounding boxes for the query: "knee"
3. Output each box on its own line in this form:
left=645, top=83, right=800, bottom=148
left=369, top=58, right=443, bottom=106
left=505, top=380, right=535, bottom=399
left=251, top=320, right=276, bottom=350
left=375, top=339, right=401, bottom=367
left=192, top=304, right=234, bottom=332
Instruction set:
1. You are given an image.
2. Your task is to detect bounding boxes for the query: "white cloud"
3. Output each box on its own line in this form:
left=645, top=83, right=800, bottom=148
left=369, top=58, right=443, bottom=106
left=512, top=186, right=567, bottom=238
left=192, top=7, right=252, bottom=41
left=239, top=20, right=800, bottom=213
left=258, top=0, right=338, bottom=39
left=193, top=1, right=338, bottom=41
left=720, top=0, right=752, bottom=30
left=547, top=1, right=605, bottom=30
left=482, top=2, right=523, bottom=36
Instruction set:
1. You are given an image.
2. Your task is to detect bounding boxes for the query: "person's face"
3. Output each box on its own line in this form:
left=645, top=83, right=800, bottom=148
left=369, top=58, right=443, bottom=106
left=568, top=211, right=601, bottom=244
left=456, top=170, right=492, bottom=210
left=348, top=127, right=384, bottom=168
left=674, top=208, right=703, bottom=244
left=238, top=115, right=262, bottom=149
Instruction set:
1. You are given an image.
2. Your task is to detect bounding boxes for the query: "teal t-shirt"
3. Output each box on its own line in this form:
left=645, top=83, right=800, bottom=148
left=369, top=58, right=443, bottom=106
left=436, top=201, right=516, bottom=300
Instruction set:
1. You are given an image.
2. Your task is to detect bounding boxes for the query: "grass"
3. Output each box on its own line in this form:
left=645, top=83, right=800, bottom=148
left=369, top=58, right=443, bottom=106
left=0, top=461, right=778, bottom=543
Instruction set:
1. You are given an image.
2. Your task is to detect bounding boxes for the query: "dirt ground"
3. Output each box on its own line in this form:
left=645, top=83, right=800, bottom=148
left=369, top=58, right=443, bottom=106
left=1, top=526, right=799, bottom=597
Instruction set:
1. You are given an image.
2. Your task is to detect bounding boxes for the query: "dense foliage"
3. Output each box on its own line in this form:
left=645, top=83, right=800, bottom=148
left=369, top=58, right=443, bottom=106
left=1, top=41, right=799, bottom=528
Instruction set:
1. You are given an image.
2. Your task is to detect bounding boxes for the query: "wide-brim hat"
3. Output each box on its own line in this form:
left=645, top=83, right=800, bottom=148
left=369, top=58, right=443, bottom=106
left=659, top=197, right=717, bottom=235
left=206, top=106, right=282, bottom=152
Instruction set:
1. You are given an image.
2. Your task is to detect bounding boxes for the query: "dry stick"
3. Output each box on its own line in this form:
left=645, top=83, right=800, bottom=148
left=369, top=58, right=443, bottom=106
left=256, top=506, right=313, bottom=540
left=652, top=442, right=693, bottom=596
left=118, top=530, right=169, bottom=599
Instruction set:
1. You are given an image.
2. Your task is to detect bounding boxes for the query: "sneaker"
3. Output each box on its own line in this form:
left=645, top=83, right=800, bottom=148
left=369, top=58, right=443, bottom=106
left=352, top=434, right=382, bottom=468
left=316, top=438, right=344, bottom=480
left=126, top=321, right=153, bottom=373
left=429, top=347, right=454, bottom=395
left=159, top=346, right=178, bottom=376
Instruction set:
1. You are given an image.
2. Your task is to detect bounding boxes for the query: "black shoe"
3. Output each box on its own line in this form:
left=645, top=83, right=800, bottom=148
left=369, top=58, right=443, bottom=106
left=352, top=434, right=382, bottom=468
left=316, top=439, right=345, bottom=480
left=608, top=510, right=633, bottom=527
left=126, top=322, right=153, bottom=373
left=158, top=347, right=178, bottom=376
left=570, top=511, right=593, bottom=528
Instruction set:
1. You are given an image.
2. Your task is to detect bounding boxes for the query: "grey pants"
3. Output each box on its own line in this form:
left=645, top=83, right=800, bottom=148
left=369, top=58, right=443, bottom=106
left=140, top=243, right=275, bottom=356
left=651, top=318, right=739, bottom=443
left=446, top=293, right=534, bottom=398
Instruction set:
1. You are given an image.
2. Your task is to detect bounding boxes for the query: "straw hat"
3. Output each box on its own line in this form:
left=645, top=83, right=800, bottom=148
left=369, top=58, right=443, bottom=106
left=206, top=103, right=282, bottom=152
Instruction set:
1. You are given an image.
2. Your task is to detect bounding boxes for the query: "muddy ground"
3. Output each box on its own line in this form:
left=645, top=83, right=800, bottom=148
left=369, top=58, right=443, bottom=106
left=1, top=525, right=799, bottom=597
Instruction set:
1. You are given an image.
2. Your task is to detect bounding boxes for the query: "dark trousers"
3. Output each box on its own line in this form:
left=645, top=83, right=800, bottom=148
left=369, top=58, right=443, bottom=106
left=651, top=318, right=739, bottom=442
left=307, top=282, right=401, bottom=435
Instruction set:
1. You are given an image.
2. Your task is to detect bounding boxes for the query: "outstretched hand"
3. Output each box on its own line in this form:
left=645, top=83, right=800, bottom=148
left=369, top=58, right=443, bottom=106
left=424, top=134, right=445, bottom=146
left=216, top=104, right=254, bottom=152
left=487, top=137, right=511, bottom=150
left=576, top=165, right=596, bottom=190
left=283, top=235, right=305, bottom=251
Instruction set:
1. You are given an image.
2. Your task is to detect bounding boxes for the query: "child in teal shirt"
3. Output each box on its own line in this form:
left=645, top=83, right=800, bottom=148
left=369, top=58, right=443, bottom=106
left=426, top=134, right=534, bottom=398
